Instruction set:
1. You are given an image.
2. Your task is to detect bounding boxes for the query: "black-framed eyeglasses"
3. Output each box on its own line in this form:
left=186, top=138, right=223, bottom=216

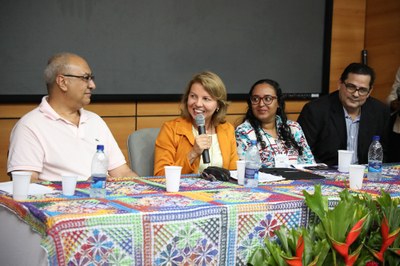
left=62, top=74, right=95, bottom=82
left=343, top=82, right=370, bottom=96
left=250, top=95, right=277, bottom=105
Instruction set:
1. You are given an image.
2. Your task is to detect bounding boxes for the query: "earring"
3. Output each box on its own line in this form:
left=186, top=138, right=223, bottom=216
left=216, top=107, right=220, bottom=112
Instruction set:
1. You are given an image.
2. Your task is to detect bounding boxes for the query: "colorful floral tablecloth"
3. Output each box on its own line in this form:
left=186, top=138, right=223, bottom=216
left=0, top=165, right=399, bottom=266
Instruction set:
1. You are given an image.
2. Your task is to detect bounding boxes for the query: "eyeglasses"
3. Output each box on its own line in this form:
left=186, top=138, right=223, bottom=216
left=250, top=95, right=277, bottom=105
left=343, top=82, right=370, bottom=96
left=62, top=74, right=95, bottom=82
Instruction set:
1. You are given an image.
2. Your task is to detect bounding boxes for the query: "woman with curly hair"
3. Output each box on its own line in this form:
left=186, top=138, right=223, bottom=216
left=235, top=79, right=315, bottom=168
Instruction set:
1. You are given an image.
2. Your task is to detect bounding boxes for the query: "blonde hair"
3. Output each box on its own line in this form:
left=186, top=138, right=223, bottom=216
left=180, top=71, right=229, bottom=126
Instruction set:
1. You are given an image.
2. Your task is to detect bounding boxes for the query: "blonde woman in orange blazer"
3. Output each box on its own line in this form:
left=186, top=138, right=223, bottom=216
left=154, top=71, right=238, bottom=176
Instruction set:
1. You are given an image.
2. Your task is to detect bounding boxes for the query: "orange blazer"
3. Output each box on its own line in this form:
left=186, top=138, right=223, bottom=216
left=154, top=117, right=238, bottom=176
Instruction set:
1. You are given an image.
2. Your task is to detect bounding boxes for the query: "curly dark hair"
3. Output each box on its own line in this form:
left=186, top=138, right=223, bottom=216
left=243, top=79, right=303, bottom=155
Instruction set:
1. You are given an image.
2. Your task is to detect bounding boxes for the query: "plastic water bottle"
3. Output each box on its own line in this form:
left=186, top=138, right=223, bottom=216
left=90, top=145, right=108, bottom=198
left=367, top=135, right=383, bottom=181
left=244, top=140, right=261, bottom=188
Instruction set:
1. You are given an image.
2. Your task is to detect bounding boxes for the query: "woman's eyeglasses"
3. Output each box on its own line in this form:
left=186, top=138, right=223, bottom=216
left=250, top=95, right=277, bottom=105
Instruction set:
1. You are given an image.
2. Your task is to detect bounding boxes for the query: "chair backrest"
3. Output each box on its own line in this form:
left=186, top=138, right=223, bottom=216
left=127, top=128, right=160, bottom=177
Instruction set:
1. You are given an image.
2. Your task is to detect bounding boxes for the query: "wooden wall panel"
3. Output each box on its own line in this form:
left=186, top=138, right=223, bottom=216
left=86, top=102, right=136, bottom=117
left=285, top=101, right=309, bottom=114
left=330, top=0, right=366, bottom=92
left=0, top=119, right=18, bottom=182
left=227, top=115, right=245, bottom=128
left=287, top=114, right=300, bottom=121
left=137, top=116, right=177, bottom=130
left=103, top=117, right=135, bottom=165
left=0, top=104, right=37, bottom=118
left=137, top=102, right=181, bottom=116
left=365, top=0, right=400, bottom=102
left=227, top=101, right=247, bottom=114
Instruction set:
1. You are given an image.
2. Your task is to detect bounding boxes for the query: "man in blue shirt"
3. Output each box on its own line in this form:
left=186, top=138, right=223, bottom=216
left=297, top=63, right=391, bottom=166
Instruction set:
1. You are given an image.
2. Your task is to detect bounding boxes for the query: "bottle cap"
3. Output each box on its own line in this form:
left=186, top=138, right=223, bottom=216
left=96, top=144, right=105, bottom=151
left=372, top=135, right=380, bottom=141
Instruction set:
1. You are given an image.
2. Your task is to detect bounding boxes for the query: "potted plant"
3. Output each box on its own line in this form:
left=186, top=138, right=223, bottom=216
left=247, top=185, right=400, bottom=266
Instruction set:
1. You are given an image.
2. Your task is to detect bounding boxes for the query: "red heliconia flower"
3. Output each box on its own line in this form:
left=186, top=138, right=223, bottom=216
left=346, top=218, right=365, bottom=245
left=331, top=216, right=366, bottom=266
left=332, top=240, right=348, bottom=258
left=285, top=258, right=302, bottom=266
left=296, top=235, right=304, bottom=258
left=370, top=216, right=400, bottom=262
left=285, top=235, right=304, bottom=266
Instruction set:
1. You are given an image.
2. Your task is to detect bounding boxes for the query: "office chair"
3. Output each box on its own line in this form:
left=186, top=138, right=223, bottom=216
left=127, top=128, right=160, bottom=177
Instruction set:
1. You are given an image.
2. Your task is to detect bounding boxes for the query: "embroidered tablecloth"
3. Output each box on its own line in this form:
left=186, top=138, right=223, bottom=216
left=0, top=165, right=399, bottom=265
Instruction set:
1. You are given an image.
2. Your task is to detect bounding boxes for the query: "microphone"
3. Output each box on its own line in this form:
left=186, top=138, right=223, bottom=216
left=361, top=50, right=368, bottom=65
left=195, top=114, right=210, bottom=164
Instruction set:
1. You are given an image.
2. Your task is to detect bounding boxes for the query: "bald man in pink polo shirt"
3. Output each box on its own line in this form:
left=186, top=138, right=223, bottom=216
left=7, top=52, right=138, bottom=181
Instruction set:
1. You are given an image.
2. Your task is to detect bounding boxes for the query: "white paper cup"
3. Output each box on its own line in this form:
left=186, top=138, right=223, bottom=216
left=236, top=160, right=246, bottom=185
left=349, top=164, right=365, bottom=190
left=338, top=150, right=354, bottom=172
left=165, top=166, right=182, bottom=192
left=12, top=171, right=32, bottom=201
left=62, top=174, right=78, bottom=196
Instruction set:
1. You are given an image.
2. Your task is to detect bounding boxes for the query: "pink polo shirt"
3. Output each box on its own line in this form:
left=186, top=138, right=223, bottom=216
left=7, top=96, right=126, bottom=181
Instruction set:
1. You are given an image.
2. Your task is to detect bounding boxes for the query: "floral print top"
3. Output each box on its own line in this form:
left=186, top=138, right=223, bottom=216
left=235, top=116, right=315, bottom=168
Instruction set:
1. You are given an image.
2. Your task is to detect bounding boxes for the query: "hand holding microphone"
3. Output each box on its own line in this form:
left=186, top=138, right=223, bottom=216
left=195, top=114, right=211, bottom=164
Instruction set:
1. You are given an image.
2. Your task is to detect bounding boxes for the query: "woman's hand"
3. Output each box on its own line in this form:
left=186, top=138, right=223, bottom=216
left=188, top=134, right=211, bottom=163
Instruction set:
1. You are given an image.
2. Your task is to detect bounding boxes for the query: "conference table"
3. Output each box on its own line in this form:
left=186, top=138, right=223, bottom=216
left=0, top=165, right=399, bottom=266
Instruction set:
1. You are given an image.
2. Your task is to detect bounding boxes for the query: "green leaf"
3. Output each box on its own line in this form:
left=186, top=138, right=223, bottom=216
left=303, top=185, right=328, bottom=221
left=247, top=248, right=270, bottom=266
left=313, top=239, right=331, bottom=266
left=265, top=240, right=288, bottom=266
left=274, top=226, right=290, bottom=254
